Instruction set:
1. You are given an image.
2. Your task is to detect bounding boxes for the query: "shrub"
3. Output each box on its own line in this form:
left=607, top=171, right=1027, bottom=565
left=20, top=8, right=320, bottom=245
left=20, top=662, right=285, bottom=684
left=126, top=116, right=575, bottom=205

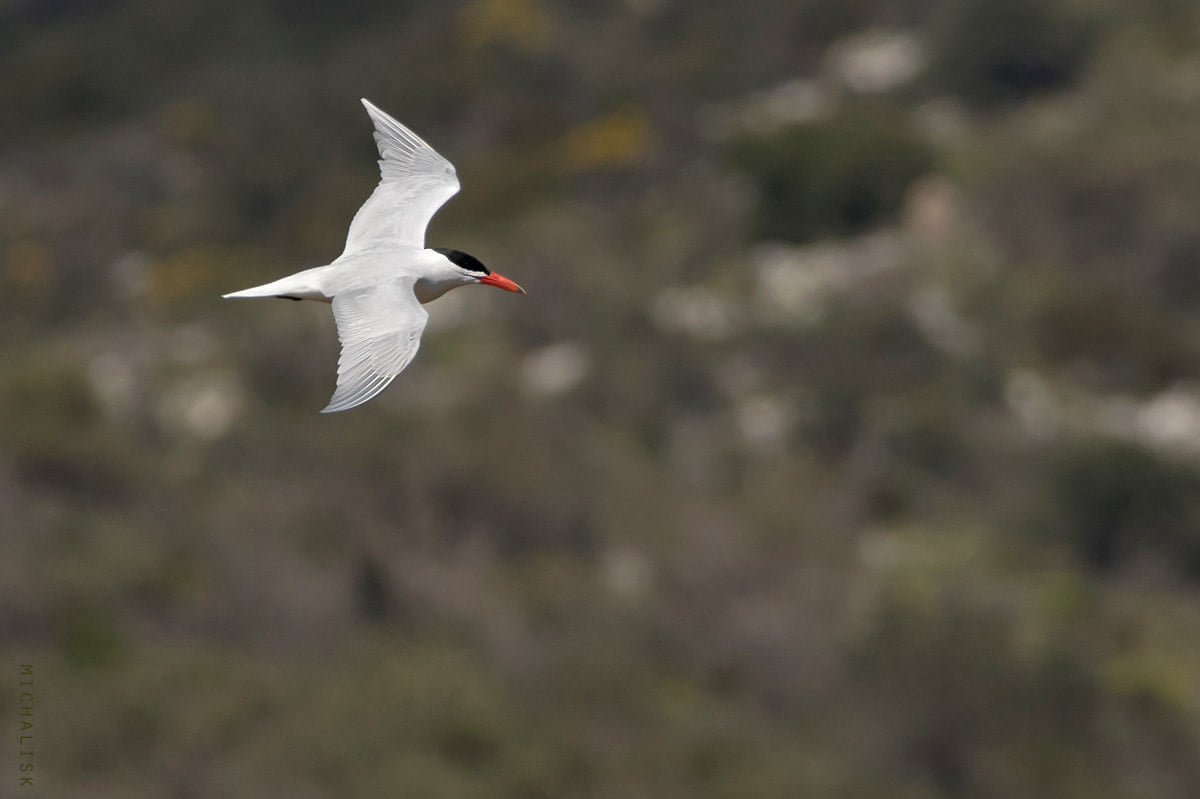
left=727, top=108, right=932, bottom=243
left=923, top=0, right=1100, bottom=107
left=1041, top=440, right=1200, bottom=577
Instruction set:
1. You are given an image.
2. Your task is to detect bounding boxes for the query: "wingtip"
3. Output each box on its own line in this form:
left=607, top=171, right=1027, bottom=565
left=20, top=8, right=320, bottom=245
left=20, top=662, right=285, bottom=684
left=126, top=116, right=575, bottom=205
left=320, top=395, right=356, bottom=414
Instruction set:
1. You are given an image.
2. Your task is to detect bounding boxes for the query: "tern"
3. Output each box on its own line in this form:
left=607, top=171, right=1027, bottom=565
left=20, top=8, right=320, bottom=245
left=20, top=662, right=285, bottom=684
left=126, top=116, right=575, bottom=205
left=223, top=98, right=525, bottom=413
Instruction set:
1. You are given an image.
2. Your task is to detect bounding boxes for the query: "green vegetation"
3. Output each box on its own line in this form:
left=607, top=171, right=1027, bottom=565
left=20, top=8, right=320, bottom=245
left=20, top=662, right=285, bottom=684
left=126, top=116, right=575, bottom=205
left=3, top=0, right=1200, bottom=795
left=728, top=108, right=934, bottom=242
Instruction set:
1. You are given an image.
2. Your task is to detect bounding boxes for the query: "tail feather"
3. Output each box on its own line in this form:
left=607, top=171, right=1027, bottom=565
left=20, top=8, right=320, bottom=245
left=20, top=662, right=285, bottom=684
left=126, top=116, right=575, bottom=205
left=222, top=267, right=330, bottom=301
left=222, top=283, right=288, bottom=299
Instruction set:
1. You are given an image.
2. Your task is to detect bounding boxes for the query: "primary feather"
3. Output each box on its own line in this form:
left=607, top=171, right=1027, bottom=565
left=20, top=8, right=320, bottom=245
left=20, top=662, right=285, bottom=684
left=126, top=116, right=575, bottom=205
left=323, top=279, right=428, bottom=413
left=342, top=99, right=461, bottom=253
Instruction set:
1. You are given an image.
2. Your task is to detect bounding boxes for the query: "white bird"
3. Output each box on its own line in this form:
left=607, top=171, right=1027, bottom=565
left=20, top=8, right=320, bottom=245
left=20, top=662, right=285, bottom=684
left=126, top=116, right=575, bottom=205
left=224, top=98, right=525, bottom=413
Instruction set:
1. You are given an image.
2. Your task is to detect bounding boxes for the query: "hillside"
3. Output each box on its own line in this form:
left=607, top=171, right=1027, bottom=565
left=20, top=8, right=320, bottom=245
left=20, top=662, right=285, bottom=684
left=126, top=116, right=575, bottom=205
left=3, top=1, right=1200, bottom=795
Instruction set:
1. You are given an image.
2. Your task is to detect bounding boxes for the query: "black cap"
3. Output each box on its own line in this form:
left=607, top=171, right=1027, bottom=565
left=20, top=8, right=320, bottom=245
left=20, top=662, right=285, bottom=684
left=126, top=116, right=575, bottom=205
left=433, top=248, right=490, bottom=275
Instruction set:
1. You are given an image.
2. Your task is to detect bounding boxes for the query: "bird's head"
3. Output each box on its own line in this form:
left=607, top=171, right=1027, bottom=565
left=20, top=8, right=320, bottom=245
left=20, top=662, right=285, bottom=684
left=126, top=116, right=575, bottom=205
left=433, top=248, right=525, bottom=294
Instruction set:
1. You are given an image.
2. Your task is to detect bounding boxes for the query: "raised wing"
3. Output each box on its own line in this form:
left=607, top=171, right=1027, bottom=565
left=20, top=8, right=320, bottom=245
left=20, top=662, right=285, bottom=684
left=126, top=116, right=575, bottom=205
left=341, top=99, right=461, bottom=255
left=322, top=279, right=429, bottom=413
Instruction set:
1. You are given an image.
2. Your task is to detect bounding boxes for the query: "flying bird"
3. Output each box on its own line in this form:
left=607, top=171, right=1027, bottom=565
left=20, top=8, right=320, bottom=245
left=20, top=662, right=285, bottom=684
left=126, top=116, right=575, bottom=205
left=224, top=98, right=524, bottom=413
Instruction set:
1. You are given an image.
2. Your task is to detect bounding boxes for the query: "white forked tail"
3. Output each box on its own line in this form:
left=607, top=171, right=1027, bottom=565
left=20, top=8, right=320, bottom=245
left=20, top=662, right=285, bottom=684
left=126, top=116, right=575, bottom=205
left=222, top=265, right=332, bottom=302
left=221, top=282, right=290, bottom=299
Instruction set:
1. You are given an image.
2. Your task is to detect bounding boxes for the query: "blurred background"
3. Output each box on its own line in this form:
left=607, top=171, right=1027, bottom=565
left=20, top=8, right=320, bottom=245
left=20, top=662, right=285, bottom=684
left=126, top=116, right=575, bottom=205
left=3, top=0, right=1200, bottom=796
